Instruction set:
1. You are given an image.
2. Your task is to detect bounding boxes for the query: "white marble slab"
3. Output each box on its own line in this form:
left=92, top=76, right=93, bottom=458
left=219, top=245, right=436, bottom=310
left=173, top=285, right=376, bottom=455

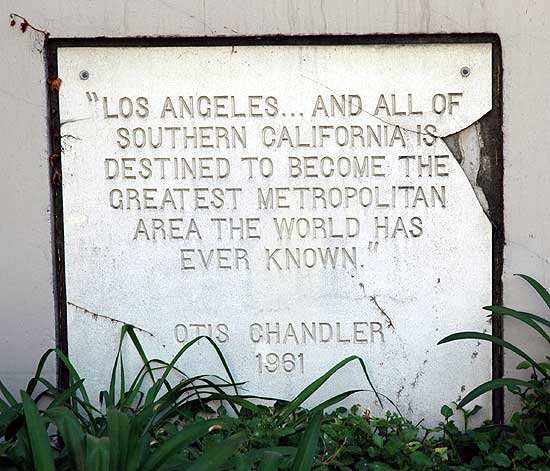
left=57, top=43, right=493, bottom=426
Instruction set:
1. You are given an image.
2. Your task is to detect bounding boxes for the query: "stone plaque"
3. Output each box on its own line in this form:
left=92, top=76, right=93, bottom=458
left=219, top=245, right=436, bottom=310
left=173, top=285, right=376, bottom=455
left=55, top=42, right=497, bottom=425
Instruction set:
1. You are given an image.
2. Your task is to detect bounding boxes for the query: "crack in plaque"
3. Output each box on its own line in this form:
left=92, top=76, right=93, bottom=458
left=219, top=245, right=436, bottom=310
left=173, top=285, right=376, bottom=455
left=60, top=134, right=82, bottom=152
left=61, top=117, right=93, bottom=126
left=299, top=73, right=433, bottom=137
left=297, top=74, right=497, bottom=227
left=67, top=301, right=154, bottom=337
left=410, top=370, right=424, bottom=388
left=369, top=295, right=395, bottom=331
left=61, top=134, right=82, bottom=141
left=443, top=120, right=492, bottom=219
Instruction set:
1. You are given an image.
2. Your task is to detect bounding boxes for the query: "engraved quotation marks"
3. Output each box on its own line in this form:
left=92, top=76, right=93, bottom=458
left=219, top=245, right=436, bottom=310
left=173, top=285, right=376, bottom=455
left=86, top=91, right=99, bottom=103
left=368, top=241, right=379, bottom=252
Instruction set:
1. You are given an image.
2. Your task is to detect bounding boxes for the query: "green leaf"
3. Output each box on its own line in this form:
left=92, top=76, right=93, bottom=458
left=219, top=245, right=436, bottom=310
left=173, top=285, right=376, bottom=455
left=100, top=390, right=113, bottom=409
left=0, top=404, right=21, bottom=437
left=440, top=405, right=454, bottom=419
left=410, top=450, right=432, bottom=466
left=252, top=448, right=297, bottom=470
left=406, top=441, right=422, bottom=452
left=137, top=376, right=244, bottom=435
left=484, top=306, right=550, bottom=343
left=291, top=411, right=323, bottom=471
left=145, top=335, right=240, bottom=409
left=120, top=364, right=150, bottom=412
left=107, top=407, right=133, bottom=471
left=187, top=432, right=246, bottom=471
left=25, top=348, right=97, bottom=431
left=521, top=443, right=544, bottom=458
left=463, top=404, right=482, bottom=419
left=516, top=360, right=531, bottom=370
left=0, top=380, right=17, bottom=407
left=20, top=391, right=55, bottom=471
left=12, top=427, right=32, bottom=469
left=477, top=441, right=490, bottom=452
left=258, top=451, right=283, bottom=471
left=47, top=378, right=85, bottom=410
left=0, top=396, right=8, bottom=413
left=28, top=348, right=91, bottom=404
left=369, top=463, right=397, bottom=471
left=109, top=328, right=126, bottom=409
left=125, top=326, right=155, bottom=383
left=438, top=331, right=549, bottom=378
left=142, top=419, right=232, bottom=471
left=85, top=435, right=110, bottom=471
left=434, top=447, right=449, bottom=461
left=457, top=378, right=534, bottom=408
left=298, top=389, right=364, bottom=424
left=275, top=356, right=380, bottom=424
left=46, top=407, right=85, bottom=471
left=488, top=452, right=512, bottom=467
left=110, top=324, right=155, bottom=410
left=372, top=434, right=384, bottom=448
left=137, top=432, right=152, bottom=468
left=515, top=274, right=550, bottom=309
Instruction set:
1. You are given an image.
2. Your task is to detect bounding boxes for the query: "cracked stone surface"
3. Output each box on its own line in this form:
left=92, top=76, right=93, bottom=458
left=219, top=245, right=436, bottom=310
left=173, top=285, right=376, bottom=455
left=58, top=43, right=494, bottom=427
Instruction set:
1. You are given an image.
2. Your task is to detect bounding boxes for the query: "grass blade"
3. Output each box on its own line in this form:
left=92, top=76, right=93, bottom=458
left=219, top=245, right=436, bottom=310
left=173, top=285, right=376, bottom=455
left=86, top=435, right=110, bottom=471
left=187, top=431, right=246, bottom=471
left=26, top=348, right=90, bottom=405
left=46, top=406, right=85, bottom=471
left=0, top=380, right=17, bottom=407
left=20, top=391, right=55, bottom=471
left=256, top=447, right=297, bottom=471
left=516, top=274, right=550, bottom=309
left=145, top=335, right=239, bottom=408
left=125, top=326, right=155, bottom=383
left=0, top=404, right=22, bottom=437
left=26, top=348, right=97, bottom=430
left=109, top=326, right=127, bottom=409
left=100, top=390, right=113, bottom=409
left=438, top=331, right=550, bottom=379
left=457, top=378, right=536, bottom=408
left=142, top=418, right=233, bottom=470
left=107, top=407, right=131, bottom=471
left=291, top=410, right=323, bottom=471
left=485, top=306, right=550, bottom=343
left=293, top=390, right=370, bottom=426
left=258, top=449, right=297, bottom=471
left=275, top=356, right=380, bottom=424
left=258, top=451, right=283, bottom=471
left=137, top=376, right=241, bottom=434
left=112, top=324, right=155, bottom=410
left=47, top=379, right=85, bottom=410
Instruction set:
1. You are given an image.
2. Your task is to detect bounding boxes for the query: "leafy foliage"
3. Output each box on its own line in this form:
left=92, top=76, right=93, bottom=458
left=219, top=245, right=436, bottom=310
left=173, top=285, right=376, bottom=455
left=0, top=274, right=549, bottom=470
left=439, top=273, right=550, bottom=429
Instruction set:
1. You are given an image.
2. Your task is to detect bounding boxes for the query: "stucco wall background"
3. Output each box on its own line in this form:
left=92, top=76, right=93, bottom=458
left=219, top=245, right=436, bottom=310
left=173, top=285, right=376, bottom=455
left=1, top=0, right=548, bottom=417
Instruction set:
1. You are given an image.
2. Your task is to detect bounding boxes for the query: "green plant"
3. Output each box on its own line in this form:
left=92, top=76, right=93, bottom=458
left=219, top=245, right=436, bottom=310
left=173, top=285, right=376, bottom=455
left=438, top=274, right=550, bottom=433
left=0, top=325, right=381, bottom=470
left=1, top=274, right=549, bottom=470
left=0, top=325, right=241, bottom=470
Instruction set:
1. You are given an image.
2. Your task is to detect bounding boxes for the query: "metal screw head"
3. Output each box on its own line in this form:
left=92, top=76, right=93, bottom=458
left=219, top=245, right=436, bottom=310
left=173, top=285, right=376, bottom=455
left=460, top=66, right=471, bottom=77
left=79, top=70, right=90, bottom=80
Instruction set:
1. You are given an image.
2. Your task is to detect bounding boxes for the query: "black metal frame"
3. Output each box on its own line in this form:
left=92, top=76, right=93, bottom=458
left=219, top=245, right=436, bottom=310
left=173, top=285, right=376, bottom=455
left=46, top=33, right=504, bottom=422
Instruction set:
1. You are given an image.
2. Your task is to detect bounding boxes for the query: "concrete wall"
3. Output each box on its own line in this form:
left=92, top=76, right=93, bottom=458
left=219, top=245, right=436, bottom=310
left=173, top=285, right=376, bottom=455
left=1, top=0, right=548, bottom=416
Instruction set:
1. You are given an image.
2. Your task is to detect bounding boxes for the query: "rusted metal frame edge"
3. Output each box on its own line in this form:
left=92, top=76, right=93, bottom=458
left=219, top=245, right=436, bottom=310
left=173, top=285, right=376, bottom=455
left=46, top=32, right=501, bottom=49
left=45, top=34, right=505, bottom=419
left=490, top=36, right=504, bottom=424
left=46, top=40, right=69, bottom=390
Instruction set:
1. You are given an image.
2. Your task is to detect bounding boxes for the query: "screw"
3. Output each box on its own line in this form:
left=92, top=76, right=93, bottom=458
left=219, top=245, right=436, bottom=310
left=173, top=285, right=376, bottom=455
left=460, top=66, right=470, bottom=78
left=79, top=70, right=90, bottom=80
